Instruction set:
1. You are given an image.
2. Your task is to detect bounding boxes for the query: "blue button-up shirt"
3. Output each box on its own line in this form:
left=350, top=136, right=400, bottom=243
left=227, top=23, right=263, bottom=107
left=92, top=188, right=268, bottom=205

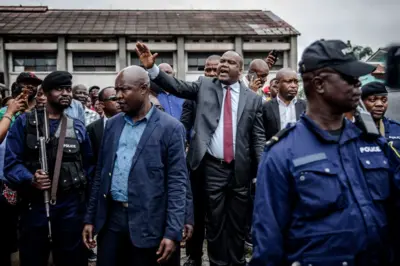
left=111, top=106, right=155, bottom=202
left=157, top=91, right=184, bottom=121
left=251, top=115, right=400, bottom=266
left=65, top=99, right=85, bottom=124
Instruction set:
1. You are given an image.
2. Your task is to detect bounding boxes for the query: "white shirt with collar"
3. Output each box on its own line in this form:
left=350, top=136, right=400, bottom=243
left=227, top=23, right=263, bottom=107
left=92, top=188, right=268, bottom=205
left=103, top=115, right=108, bottom=128
left=277, top=95, right=297, bottom=130
left=207, top=82, right=240, bottom=159
left=147, top=64, right=240, bottom=160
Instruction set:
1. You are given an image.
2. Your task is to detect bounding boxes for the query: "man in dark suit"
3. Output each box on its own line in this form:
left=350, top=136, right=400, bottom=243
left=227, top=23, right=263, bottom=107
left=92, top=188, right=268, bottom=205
left=136, top=42, right=265, bottom=266
left=180, top=54, right=220, bottom=266
left=263, top=68, right=307, bottom=140
left=86, top=86, right=121, bottom=163
left=82, top=66, right=189, bottom=266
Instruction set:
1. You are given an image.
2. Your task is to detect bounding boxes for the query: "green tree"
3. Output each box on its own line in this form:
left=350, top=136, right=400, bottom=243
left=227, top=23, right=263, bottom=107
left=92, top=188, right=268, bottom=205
left=346, top=40, right=373, bottom=60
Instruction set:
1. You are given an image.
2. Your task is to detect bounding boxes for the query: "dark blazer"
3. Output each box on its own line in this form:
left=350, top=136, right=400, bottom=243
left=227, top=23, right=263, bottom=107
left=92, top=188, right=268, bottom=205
left=153, top=71, right=266, bottom=186
left=86, top=117, right=104, bottom=163
left=180, top=100, right=197, bottom=143
left=84, top=108, right=191, bottom=248
left=262, top=97, right=307, bottom=141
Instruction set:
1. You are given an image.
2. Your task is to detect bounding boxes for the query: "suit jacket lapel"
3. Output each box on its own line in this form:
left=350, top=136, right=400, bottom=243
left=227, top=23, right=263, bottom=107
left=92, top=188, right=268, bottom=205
left=97, top=118, right=104, bottom=145
left=237, top=82, right=247, bottom=123
left=271, top=98, right=281, bottom=130
left=130, top=109, right=160, bottom=170
left=214, top=79, right=223, bottom=109
left=110, top=115, right=126, bottom=165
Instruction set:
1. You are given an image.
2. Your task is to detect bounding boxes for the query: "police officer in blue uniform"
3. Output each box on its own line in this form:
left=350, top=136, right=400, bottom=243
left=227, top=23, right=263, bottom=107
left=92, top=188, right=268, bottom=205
left=4, top=71, right=94, bottom=266
left=251, top=40, right=400, bottom=266
left=361, top=81, right=400, bottom=149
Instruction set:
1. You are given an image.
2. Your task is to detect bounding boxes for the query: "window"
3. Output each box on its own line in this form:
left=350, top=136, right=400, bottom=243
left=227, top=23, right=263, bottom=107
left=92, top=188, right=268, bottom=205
left=243, top=51, right=284, bottom=71
left=13, top=52, right=57, bottom=72
left=131, top=52, right=173, bottom=68
left=188, top=52, right=222, bottom=71
left=73, top=52, right=116, bottom=72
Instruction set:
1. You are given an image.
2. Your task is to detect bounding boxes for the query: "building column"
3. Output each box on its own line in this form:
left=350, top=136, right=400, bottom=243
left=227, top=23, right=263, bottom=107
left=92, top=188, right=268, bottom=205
left=0, top=37, right=9, bottom=90
left=235, top=37, right=243, bottom=56
left=283, top=50, right=289, bottom=68
left=57, top=36, right=67, bottom=71
left=118, top=37, right=127, bottom=70
left=289, top=36, right=298, bottom=69
left=177, top=37, right=185, bottom=80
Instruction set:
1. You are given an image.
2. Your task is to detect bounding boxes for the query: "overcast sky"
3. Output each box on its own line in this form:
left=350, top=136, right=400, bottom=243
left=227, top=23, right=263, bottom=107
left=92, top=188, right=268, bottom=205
left=2, top=0, right=399, bottom=59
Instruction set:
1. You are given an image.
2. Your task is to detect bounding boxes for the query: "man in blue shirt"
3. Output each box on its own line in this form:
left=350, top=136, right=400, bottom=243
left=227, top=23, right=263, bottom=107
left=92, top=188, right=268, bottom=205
left=83, top=65, right=188, bottom=266
left=251, top=40, right=400, bottom=266
left=361, top=81, right=400, bottom=150
left=4, top=71, right=94, bottom=266
left=157, top=63, right=184, bottom=120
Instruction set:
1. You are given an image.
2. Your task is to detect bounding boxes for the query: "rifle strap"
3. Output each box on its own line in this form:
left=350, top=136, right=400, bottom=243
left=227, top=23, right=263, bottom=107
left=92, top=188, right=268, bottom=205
left=50, top=115, right=67, bottom=205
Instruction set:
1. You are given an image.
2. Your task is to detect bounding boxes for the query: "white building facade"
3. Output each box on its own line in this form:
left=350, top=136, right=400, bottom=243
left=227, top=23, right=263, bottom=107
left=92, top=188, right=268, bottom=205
left=0, top=7, right=300, bottom=92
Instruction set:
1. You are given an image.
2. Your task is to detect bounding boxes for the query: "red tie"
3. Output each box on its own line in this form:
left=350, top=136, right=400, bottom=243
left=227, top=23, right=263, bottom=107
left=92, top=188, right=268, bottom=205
left=223, top=86, right=234, bottom=163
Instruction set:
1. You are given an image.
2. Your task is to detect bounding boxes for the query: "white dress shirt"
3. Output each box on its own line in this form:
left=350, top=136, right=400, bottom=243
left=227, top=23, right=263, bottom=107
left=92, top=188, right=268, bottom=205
left=207, top=83, right=240, bottom=159
left=277, top=95, right=297, bottom=130
left=103, top=116, right=108, bottom=128
left=147, top=64, right=240, bottom=159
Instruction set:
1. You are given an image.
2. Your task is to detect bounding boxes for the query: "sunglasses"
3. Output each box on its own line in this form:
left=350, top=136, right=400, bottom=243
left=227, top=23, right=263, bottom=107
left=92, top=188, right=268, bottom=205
left=155, top=105, right=165, bottom=112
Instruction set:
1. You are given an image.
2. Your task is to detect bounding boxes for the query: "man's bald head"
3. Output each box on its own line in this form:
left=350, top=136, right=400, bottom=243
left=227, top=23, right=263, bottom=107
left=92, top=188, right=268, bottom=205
left=249, top=59, right=269, bottom=72
left=206, top=55, right=221, bottom=64
left=218, top=51, right=244, bottom=84
left=72, top=84, right=88, bottom=105
left=116, top=65, right=150, bottom=89
left=115, top=65, right=151, bottom=117
left=204, top=55, right=221, bottom=77
left=276, top=68, right=297, bottom=81
left=159, top=63, right=175, bottom=77
left=247, top=59, right=270, bottom=89
left=222, top=51, right=244, bottom=70
left=275, top=68, right=299, bottom=102
left=72, top=84, right=87, bottom=94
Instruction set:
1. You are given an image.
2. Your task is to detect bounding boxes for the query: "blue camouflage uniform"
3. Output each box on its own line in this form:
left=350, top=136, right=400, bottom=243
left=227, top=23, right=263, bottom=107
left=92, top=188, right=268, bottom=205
left=4, top=112, right=94, bottom=266
left=251, top=114, right=400, bottom=266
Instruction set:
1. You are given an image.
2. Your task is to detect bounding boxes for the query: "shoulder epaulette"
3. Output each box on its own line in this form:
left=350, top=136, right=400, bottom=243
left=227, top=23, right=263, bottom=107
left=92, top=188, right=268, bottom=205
left=265, top=123, right=296, bottom=148
left=388, top=118, right=400, bottom=126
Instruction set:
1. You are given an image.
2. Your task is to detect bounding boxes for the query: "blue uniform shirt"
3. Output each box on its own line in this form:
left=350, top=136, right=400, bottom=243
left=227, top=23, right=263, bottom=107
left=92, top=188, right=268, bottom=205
left=251, top=114, right=400, bottom=266
left=111, top=106, right=155, bottom=202
left=157, top=91, right=184, bottom=120
left=383, top=117, right=400, bottom=150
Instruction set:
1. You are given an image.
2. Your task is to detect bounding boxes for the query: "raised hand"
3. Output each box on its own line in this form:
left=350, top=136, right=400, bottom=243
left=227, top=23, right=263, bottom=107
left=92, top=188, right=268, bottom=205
left=135, top=42, right=159, bottom=69
left=265, top=51, right=277, bottom=69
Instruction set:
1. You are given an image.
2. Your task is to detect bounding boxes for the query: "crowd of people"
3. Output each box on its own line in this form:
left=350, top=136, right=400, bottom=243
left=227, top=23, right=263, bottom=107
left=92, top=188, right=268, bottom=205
left=0, top=38, right=400, bottom=266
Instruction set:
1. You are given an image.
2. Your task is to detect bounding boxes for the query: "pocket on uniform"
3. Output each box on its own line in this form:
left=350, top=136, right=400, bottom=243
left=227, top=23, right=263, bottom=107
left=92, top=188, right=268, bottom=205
left=293, top=161, right=345, bottom=218
left=359, top=154, right=390, bottom=201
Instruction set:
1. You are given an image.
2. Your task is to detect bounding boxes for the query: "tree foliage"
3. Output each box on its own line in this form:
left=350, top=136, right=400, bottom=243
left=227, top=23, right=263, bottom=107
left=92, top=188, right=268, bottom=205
left=346, top=40, right=374, bottom=60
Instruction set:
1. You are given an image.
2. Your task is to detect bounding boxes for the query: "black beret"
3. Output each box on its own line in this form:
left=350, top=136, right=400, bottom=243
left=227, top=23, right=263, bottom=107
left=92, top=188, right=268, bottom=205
left=42, top=71, right=72, bottom=92
left=361, top=81, right=388, bottom=99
